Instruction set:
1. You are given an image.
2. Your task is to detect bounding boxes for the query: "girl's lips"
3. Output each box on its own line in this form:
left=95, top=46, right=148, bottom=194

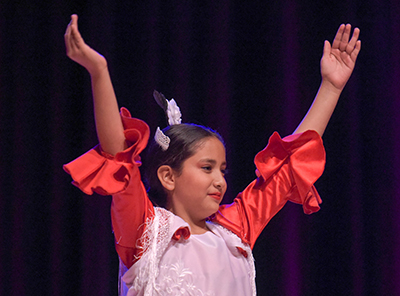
left=208, top=193, right=222, bottom=200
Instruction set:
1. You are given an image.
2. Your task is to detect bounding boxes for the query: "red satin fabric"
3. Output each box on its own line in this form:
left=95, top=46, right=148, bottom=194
left=63, top=108, right=154, bottom=267
left=63, top=109, right=325, bottom=268
left=210, top=131, right=325, bottom=248
left=172, top=227, right=191, bottom=241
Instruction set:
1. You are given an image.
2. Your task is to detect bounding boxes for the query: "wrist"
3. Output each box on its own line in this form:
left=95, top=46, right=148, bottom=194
left=320, top=79, right=343, bottom=96
left=88, top=63, right=109, bottom=79
left=84, top=51, right=108, bottom=77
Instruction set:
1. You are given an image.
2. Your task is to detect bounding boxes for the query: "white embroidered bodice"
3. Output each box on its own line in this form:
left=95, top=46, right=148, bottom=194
left=120, top=208, right=256, bottom=296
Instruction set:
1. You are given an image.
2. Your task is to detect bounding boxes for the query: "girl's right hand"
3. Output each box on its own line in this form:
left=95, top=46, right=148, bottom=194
left=64, top=14, right=107, bottom=76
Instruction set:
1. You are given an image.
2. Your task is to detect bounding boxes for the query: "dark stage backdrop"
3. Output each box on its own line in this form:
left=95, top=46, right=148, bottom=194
left=1, top=1, right=399, bottom=295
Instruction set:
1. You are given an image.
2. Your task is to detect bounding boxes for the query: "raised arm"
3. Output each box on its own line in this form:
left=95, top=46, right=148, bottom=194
left=64, top=14, right=126, bottom=155
left=294, top=24, right=361, bottom=136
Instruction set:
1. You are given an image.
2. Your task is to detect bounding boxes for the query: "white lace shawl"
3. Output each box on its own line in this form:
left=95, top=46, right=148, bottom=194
left=119, top=207, right=256, bottom=296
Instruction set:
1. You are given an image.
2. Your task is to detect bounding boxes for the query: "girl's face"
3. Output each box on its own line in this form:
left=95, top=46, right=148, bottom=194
left=169, top=137, right=227, bottom=230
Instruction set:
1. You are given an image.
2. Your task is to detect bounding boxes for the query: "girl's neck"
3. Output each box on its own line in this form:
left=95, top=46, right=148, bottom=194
left=167, top=205, right=209, bottom=234
left=178, top=214, right=209, bottom=234
left=189, top=220, right=209, bottom=235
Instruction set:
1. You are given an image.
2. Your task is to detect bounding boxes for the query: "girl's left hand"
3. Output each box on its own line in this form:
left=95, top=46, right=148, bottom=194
left=320, top=24, right=361, bottom=91
left=64, top=14, right=108, bottom=76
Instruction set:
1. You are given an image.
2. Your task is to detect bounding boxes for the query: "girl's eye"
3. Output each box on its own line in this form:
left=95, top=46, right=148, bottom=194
left=202, top=166, right=212, bottom=172
left=221, top=169, right=228, bottom=176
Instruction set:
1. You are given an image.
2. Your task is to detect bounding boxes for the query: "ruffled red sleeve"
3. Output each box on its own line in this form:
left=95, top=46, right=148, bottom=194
left=63, top=107, right=154, bottom=268
left=211, top=130, right=325, bottom=249
left=63, top=108, right=150, bottom=195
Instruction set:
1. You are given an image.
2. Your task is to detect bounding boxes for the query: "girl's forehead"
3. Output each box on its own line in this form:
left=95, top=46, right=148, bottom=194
left=192, top=137, right=226, bottom=159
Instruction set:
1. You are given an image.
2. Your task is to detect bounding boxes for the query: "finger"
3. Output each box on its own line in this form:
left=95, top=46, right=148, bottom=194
left=331, top=24, right=345, bottom=50
left=64, top=15, right=78, bottom=50
left=64, top=17, right=73, bottom=53
left=70, top=15, right=84, bottom=51
left=339, top=24, right=351, bottom=51
left=70, top=14, right=79, bottom=38
left=64, top=19, right=71, bottom=36
left=70, top=29, right=83, bottom=51
left=64, top=29, right=71, bottom=52
left=350, top=40, right=361, bottom=62
left=71, top=14, right=79, bottom=31
left=346, top=27, right=360, bottom=54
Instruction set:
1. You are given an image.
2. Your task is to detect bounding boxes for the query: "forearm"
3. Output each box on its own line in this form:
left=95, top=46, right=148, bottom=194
left=91, top=67, right=127, bottom=155
left=65, top=15, right=126, bottom=155
left=293, top=79, right=342, bottom=136
left=294, top=24, right=360, bottom=137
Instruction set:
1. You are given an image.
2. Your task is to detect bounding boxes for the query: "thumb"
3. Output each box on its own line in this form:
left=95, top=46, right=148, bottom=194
left=323, top=40, right=331, bottom=58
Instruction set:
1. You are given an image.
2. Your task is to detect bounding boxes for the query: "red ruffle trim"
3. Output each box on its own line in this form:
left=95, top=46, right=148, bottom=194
left=254, top=130, right=325, bottom=214
left=63, top=108, right=150, bottom=195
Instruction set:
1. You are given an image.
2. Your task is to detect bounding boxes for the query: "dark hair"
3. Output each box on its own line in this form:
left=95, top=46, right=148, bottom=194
left=143, top=123, right=224, bottom=208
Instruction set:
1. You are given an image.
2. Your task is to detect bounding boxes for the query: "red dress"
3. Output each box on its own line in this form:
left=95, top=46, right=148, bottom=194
left=64, top=107, right=325, bottom=270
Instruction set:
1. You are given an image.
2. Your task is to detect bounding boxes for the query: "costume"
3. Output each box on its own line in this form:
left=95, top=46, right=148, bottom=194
left=64, top=108, right=325, bottom=296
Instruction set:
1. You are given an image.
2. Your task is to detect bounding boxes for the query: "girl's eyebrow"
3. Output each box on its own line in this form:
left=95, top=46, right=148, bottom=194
left=200, top=159, right=227, bottom=166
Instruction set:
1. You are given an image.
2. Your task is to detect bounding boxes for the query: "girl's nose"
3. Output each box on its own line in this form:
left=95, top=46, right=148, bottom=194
left=213, top=172, right=226, bottom=190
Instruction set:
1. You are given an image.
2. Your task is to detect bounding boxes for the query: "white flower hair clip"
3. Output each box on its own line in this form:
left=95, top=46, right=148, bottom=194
left=154, top=127, right=170, bottom=151
left=166, top=99, right=182, bottom=125
left=153, top=90, right=182, bottom=150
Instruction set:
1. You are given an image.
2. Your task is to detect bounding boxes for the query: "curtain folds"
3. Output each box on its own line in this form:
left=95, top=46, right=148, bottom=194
left=1, top=1, right=399, bottom=295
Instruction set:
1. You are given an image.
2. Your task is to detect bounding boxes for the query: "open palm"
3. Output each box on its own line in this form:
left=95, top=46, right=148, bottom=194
left=321, top=24, right=361, bottom=91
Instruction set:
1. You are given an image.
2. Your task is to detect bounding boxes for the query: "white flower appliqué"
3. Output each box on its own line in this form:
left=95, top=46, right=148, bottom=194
left=157, top=260, right=215, bottom=296
left=167, top=99, right=182, bottom=125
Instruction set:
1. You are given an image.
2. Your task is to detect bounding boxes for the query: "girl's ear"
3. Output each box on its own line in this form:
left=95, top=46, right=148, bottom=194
left=157, top=165, right=175, bottom=191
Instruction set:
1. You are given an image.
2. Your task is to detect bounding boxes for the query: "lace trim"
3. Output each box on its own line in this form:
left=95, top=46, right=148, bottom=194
left=121, top=207, right=173, bottom=296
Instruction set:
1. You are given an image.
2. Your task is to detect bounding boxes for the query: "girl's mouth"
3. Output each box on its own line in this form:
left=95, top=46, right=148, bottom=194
left=208, top=193, right=222, bottom=201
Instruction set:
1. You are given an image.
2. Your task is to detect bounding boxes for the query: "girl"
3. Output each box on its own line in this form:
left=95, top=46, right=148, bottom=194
left=64, top=14, right=360, bottom=296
